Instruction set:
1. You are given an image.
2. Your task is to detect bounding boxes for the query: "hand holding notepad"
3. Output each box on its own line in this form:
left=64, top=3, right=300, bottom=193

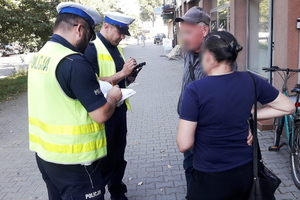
left=99, top=81, right=136, bottom=105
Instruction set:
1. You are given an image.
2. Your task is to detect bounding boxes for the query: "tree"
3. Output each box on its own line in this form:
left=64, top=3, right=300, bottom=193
left=0, top=0, right=123, bottom=51
left=0, top=0, right=140, bottom=51
left=72, top=0, right=122, bottom=32
left=138, top=0, right=162, bottom=27
left=259, top=0, right=269, bottom=32
left=0, top=0, right=60, bottom=51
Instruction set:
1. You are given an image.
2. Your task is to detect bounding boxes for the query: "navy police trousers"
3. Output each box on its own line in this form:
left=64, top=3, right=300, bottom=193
left=36, top=154, right=105, bottom=200
left=100, top=104, right=128, bottom=199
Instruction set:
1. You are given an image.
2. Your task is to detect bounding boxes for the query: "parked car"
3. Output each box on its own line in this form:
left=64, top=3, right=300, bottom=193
left=154, top=33, right=166, bottom=45
left=0, top=44, right=24, bottom=57
left=0, top=44, right=5, bottom=57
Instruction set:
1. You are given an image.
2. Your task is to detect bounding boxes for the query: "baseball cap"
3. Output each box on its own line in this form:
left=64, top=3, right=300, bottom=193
left=175, top=6, right=210, bottom=25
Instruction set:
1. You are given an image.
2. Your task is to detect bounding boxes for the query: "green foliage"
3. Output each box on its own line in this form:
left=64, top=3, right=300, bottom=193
left=0, top=0, right=142, bottom=51
left=259, top=0, right=269, bottom=32
left=128, top=21, right=142, bottom=37
left=0, top=0, right=60, bottom=51
left=0, top=0, right=124, bottom=51
left=57, top=0, right=123, bottom=32
left=74, top=0, right=121, bottom=13
left=0, top=69, right=27, bottom=102
left=138, top=0, right=162, bottom=26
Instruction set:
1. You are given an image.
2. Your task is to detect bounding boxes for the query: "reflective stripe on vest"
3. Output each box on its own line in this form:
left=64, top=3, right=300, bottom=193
left=29, top=133, right=106, bottom=154
left=98, top=54, right=114, bottom=61
left=29, top=117, right=105, bottom=135
left=28, top=41, right=107, bottom=164
left=93, top=37, right=131, bottom=110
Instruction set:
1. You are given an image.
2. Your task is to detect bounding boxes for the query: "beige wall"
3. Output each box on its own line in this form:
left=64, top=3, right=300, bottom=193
left=167, top=21, right=174, bottom=40
left=230, top=0, right=247, bottom=71
left=202, top=0, right=211, bottom=14
left=273, top=0, right=300, bottom=89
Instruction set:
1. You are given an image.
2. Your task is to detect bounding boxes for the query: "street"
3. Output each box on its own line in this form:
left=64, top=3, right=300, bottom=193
left=0, top=41, right=300, bottom=200
left=0, top=54, right=33, bottom=79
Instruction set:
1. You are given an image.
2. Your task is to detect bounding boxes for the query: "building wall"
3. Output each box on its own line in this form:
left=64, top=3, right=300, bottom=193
left=201, top=0, right=210, bottom=13
left=230, top=0, right=247, bottom=71
left=273, top=0, right=300, bottom=89
left=167, top=21, right=174, bottom=40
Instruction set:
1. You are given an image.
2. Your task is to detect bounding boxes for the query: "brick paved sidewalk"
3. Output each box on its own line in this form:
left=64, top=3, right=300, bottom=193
left=0, top=42, right=300, bottom=200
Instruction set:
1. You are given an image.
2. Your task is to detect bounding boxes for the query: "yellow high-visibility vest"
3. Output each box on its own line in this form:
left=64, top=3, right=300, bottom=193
left=28, top=41, right=107, bottom=165
left=93, top=36, right=131, bottom=110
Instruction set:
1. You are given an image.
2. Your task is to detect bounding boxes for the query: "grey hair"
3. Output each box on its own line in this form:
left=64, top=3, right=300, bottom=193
left=198, top=22, right=209, bottom=27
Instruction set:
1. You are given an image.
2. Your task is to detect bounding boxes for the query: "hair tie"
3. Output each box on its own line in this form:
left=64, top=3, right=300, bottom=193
left=228, top=41, right=243, bottom=54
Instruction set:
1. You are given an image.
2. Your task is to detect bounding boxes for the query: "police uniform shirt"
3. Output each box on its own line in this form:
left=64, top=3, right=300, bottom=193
left=51, top=34, right=107, bottom=112
left=84, top=32, right=126, bottom=89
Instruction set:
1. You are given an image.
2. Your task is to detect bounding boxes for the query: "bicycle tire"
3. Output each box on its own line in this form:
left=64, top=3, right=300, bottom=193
left=291, top=120, right=300, bottom=189
left=269, top=117, right=284, bottom=151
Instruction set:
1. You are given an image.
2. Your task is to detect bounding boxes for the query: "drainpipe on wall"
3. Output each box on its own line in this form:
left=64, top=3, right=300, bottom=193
left=297, top=18, right=300, bottom=83
left=268, top=0, right=274, bottom=84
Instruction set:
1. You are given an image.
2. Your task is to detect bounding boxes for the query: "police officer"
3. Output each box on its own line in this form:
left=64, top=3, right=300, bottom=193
left=85, top=12, right=136, bottom=200
left=28, top=2, right=122, bottom=200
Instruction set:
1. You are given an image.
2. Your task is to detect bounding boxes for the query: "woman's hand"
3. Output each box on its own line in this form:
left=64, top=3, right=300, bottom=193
left=247, top=128, right=253, bottom=146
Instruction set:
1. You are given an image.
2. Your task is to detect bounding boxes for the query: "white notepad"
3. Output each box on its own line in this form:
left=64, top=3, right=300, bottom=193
left=99, top=81, right=136, bottom=104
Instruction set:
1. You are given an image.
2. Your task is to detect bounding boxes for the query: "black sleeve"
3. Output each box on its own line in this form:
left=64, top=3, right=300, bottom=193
left=56, top=57, right=107, bottom=112
left=84, top=43, right=99, bottom=76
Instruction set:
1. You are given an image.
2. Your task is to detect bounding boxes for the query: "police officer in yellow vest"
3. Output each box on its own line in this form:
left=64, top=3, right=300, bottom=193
left=28, top=2, right=122, bottom=200
left=85, top=12, right=136, bottom=200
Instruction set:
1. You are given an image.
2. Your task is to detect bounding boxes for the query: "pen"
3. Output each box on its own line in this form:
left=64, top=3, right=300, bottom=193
left=109, top=80, right=114, bottom=86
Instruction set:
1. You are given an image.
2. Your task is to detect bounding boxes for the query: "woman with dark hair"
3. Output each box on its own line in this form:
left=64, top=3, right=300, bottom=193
left=176, top=31, right=295, bottom=200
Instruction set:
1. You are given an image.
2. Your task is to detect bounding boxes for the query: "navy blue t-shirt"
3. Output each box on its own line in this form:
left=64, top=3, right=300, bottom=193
left=51, top=34, right=107, bottom=112
left=180, top=71, right=279, bottom=173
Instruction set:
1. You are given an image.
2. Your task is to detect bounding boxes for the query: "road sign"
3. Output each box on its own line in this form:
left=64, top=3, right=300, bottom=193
left=154, top=8, right=162, bottom=15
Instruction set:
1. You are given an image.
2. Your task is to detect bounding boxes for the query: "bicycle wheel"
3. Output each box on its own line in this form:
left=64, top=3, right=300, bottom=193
left=269, top=117, right=284, bottom=151
left=291, top=120, right=300, bottom=189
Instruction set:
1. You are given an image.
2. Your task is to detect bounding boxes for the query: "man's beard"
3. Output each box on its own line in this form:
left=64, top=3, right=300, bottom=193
left=76, top=33, right=89, bottom=53
left=111, top=38, right=122, bottom=47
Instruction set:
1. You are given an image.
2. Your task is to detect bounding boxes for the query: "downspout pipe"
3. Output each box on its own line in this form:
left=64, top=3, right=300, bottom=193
left=269, top=0, right=274, bottom=84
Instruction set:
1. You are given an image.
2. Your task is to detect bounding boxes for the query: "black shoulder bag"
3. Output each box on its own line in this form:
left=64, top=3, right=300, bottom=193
left=247, top=72, right=281, bottom=200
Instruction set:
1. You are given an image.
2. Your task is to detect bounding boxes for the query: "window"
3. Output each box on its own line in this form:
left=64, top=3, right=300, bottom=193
left=248, top=0, right=269, bottom=76
left=217, top=0, right=230, bottom=6
left=211, top=0, right=230, bottom=7
left=210, top=0, right=230, bottom=32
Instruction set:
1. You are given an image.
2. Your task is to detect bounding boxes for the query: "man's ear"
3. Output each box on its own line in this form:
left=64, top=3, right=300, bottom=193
left=203, top=26, right=210, bottom=37
left=103, top=23, right=110, bottom=32
left=74, top=24, right=84, bottom=39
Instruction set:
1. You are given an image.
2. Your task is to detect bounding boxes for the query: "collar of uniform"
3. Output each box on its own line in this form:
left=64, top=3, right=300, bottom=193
left=97, top=32, right=116, bottom=48
left=50, top=34, right=81, bottom=53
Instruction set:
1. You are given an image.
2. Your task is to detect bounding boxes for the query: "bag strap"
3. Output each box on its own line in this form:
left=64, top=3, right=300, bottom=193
left=247, top=72, right=260, bottom=179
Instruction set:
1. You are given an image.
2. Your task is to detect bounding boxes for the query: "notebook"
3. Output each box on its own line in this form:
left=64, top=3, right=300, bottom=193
left=99, top=81, right=136, bottom=105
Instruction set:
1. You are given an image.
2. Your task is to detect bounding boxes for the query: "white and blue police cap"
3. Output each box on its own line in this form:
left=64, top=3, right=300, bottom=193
left=57, top=2, right=102, bottom=40
left=104, top=12, right=135, bottom=36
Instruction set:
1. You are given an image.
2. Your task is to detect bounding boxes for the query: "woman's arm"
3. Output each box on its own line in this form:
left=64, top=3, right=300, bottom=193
left=256, top=92, right=295, bottom=120
left=177, top=119, right=197, bottom=153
